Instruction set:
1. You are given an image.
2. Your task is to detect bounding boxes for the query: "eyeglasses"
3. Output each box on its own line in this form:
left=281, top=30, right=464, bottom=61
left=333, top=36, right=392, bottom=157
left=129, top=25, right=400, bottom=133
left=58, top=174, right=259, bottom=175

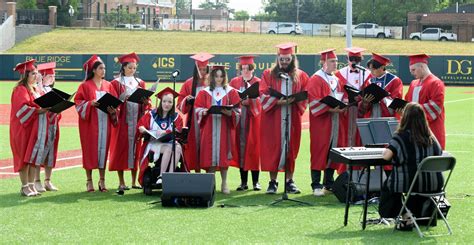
left=279, top=57, right=292, bottom=62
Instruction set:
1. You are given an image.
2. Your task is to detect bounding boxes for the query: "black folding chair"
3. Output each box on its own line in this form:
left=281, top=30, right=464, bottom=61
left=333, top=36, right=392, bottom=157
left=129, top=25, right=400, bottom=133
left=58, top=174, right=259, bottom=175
left=394, top=155, right=456, bottom=237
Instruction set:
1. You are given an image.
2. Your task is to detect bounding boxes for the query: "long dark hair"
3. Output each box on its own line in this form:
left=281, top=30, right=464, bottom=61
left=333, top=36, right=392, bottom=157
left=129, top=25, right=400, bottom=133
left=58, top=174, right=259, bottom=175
left=209, top=67, right=228, bottom=91
left=86, top=61, right=104, bottom=81
left=15, top=70, right=35, bottom=91
left=270, top=54, right=299, bottom=83
left=396, top=102, right=434, bottom=147
left=156, top=95, right=176, bottom=119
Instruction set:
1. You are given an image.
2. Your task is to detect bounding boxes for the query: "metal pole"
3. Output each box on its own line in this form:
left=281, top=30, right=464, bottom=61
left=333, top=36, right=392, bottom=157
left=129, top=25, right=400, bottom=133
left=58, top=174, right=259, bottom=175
left=296, top=0, right=300, bottom=23
left=346, top=0, right=352, bottom=48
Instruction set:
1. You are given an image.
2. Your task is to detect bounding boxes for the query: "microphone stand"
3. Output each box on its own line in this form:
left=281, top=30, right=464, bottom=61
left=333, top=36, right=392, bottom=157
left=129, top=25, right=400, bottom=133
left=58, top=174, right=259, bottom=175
left=271, top=75, right=311, bottom=206
left=171, top=73, right=178, bottom=172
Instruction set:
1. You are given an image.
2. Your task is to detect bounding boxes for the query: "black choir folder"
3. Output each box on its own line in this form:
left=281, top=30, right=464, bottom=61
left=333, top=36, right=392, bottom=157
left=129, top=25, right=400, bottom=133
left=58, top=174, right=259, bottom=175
left=320, top=95, right=347, bottom=109
left=208, top=105, right=238, bottom=114
left=362, top=83, right=389, bottom=104
left=96, top=93, right=123, bottom=114
left=34, top=88, right=76, bottom=113
left=344, top=85, right=361, bottom=104
left=127, top=88, right=155, bottom=104
left=388, top=98, right=408, bottom=110
left=238, top=82, right=260, bottom=99
left=268, top=88, right=308, bottom=102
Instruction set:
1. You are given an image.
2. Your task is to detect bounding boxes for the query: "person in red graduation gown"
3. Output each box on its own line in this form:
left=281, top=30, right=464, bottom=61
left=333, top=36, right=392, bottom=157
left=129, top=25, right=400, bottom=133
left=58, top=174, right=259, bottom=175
left=194, top=65, right=241, bottom=194
left=359, top=53, right=403, bottom=119
left=307, top=49, right=348, bottom=197
left=259, top=42, right=309, bottom=195
left=109, top=52, right=151, bottom=192
left=177, top=53, right=215, bottom=172
left=405, top=54, right=446, bottom=149
left=75, top=55, right=118, bottom=192
left=10, top=59, right=49, bottom=197
left=137, top=87, right=183, bottom=186
left=229, top=55, right=262, bottom=191
left=33, top=62, right=61, bottom=192
left=335, top=47, right=371, bottom=148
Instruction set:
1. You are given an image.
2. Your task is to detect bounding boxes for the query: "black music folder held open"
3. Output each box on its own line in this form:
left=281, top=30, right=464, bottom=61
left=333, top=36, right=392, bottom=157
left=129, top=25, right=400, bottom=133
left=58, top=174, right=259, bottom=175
left=127, top=88, right=155, bottom=104
left=238, top=82, right=260, bottom=99
left=388, top=98, right=408, bottom=110
left=96, top=93, right=123, bottom=114
left=362, top=83, right=389, bottom=104
left=268, top=88, right=308, bottom=103
left=320, top=95, right=348, bottom=109
left=34, top=88, right=76, bottom=113
left=344, top=85, right=361, bottom=104
left=208, top=105, right=237, bottom=114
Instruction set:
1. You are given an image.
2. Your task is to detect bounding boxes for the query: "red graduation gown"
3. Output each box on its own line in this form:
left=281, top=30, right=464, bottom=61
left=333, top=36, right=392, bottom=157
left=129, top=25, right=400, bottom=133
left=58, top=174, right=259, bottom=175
left=74, top=79, right=117, bottom=170
left=359, top=72, right=403, bottom=118
left=9, top=85, right=46, bottom=172
left=259, top=69, right=308, bottom=173
left=194, top=86, right=241, bottom=169
left=109, top=77, right=149, bottom=171
left=136, top=111, right=183, bottom=186
left=335, top=66, right=371, bottom=147
left=177, top=77, right=207, bottom=171
left=307, top=70, right=347, bottom=172
left=229, top=76, right=262, bottom=171
left=405, top=74, right=446, bottom=149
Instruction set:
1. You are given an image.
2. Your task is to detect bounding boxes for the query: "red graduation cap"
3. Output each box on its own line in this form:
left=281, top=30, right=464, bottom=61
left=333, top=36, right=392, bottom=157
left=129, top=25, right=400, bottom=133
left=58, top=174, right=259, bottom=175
left=155, top=87, right=180, bottom=99
left=408, top=54, right=431, bottom=65
left=319, top=48, right=337, bottom=62
left=190, top=53, right=215, bottom=68
left=83, top=55, right=103, bottom=72
left=371, top=53, right=391, bottom=66
left=275, top=42, right=297, bottom=55
left=209, top=64, right=230, bottom=71
left=37, top=62, right=56, bottom=75
left=118, top=52, right=140, bottom=64
left=13, top=59, right=36, bottom=74
left=236, top=55, right=256, bottom=65
left=344, top=47, right=366, bottom=57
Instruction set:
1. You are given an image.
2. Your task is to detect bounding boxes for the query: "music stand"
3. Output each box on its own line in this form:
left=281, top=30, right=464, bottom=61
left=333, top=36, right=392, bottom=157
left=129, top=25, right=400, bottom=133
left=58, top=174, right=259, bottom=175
left=270, top=76, right=311, bottom=206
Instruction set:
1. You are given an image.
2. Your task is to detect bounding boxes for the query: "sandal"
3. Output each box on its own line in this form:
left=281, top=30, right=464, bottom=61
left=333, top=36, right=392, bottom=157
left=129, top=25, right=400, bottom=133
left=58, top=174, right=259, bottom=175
left=86, top=179, right=95, bottom=192
left=20, top=184, right=36, bottom=197
left=396, top=220, right=414, bottom=231
left=98, top=178, right=108, bottom=192
left=44, top=179, right=58, bottom=191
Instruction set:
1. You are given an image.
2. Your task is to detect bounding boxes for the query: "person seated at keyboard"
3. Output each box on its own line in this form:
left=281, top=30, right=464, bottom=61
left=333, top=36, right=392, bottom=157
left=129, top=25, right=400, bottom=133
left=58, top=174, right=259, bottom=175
left=378, top=102, right=443, bottom=231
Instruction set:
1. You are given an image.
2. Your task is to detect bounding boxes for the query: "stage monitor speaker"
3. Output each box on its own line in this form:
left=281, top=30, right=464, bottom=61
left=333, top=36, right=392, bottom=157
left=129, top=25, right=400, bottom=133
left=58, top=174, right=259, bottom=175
left=161, top=173, right=215, bottom=208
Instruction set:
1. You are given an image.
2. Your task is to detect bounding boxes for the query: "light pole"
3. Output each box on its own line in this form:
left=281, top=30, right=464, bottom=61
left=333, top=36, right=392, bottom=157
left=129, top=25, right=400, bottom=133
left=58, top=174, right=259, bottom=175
left=296, top=0, right=301, bottom=23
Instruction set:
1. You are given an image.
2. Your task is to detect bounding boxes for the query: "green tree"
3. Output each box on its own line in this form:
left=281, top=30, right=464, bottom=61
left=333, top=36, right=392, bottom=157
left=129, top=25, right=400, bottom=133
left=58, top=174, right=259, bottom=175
left=176, top=0, right=191, bottom=14
left=233, top=10, right=250, bottom=20
left=198, top=0, right=229, bottom=10
left=263, top=0, right=345, bottom=23
left=17, top=0, right=37, bottom=9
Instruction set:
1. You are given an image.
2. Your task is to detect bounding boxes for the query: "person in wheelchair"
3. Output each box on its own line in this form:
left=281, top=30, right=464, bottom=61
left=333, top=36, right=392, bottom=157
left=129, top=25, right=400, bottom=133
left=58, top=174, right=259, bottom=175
left=137, top=87, right=184, bottom=187
left=379, top=103, right=444, bottom=231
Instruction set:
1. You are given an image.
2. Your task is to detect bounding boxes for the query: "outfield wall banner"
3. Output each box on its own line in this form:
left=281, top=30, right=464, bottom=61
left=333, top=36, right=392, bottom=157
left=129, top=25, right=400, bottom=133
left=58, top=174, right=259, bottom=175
left=1, top=54, right=473, bottom=85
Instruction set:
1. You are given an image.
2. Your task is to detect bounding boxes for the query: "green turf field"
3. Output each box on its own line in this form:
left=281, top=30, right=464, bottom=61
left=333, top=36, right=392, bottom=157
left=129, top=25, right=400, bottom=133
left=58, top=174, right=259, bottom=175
left=0, top=80, right=473, bottom=243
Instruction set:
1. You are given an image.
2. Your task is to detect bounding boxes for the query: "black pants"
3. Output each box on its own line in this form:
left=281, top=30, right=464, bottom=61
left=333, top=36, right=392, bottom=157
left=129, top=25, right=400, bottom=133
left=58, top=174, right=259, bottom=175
left=311, top=168, right=335, bottom=190
left=239, top=168, right=259, bottom=185
left=379, top=182, right=434, bottom=219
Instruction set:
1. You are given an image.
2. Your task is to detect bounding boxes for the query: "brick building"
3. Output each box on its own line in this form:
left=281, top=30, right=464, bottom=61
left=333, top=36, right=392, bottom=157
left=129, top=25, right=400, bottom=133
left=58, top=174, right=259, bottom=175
left=407, top=4, right=474, bottom=42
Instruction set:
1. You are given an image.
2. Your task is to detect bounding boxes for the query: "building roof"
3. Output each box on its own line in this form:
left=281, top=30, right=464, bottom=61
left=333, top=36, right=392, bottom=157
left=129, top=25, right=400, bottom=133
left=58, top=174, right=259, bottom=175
left=135, top=0, right=174, bottom=8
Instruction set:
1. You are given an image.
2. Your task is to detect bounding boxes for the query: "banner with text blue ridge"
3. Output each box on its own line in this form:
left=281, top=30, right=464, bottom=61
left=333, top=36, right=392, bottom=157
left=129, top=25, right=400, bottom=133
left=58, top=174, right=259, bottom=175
left=1, top=54, right=472, bottom=85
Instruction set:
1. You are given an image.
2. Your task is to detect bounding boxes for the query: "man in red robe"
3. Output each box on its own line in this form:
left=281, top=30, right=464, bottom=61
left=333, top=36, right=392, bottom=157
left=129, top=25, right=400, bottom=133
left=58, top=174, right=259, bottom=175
left=229, top=55, right=262, bottom=191
left=335, top=47, right=370, bottom=147
left=307, top=49, right=348, bottom=197
left=177, top=53, right=214, bottom=172
left=405, top=54, right=446, bottom=149
left=260, top=42, right=309, bottom=194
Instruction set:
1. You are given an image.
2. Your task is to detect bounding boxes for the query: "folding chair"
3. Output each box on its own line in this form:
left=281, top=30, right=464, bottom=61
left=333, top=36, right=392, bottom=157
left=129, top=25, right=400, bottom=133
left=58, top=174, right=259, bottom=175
left=394, top=155, right=456, bottom=237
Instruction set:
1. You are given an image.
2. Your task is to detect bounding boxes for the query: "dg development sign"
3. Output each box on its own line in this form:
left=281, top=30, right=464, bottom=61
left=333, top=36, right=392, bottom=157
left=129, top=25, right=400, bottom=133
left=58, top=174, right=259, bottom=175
left=0, top=54, right=472, bottom=85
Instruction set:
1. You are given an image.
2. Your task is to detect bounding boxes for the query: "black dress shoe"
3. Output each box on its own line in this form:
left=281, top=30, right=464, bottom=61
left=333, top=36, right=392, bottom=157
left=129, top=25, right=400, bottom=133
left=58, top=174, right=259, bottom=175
left=236, top=184, right=249, bottom=191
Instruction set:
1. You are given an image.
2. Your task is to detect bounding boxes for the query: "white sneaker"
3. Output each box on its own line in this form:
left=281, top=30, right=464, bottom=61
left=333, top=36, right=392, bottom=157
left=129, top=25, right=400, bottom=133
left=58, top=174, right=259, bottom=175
left=35, top=181, right=46, bottom=193
left=313, top=188, right=325, bottom=197
left=156, top=177, right=162, bottom=185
